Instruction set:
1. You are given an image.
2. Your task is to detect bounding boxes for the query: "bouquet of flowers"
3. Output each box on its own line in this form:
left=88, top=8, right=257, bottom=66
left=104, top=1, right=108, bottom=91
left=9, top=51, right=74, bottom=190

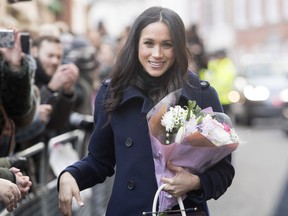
left=146, top=89, right=239, bottom=212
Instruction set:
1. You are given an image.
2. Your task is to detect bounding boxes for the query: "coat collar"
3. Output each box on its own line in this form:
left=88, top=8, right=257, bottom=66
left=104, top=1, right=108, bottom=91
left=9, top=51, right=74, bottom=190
left=119, top=72, right=202, bottom=114
left=119, top=86, right=153, bottom=114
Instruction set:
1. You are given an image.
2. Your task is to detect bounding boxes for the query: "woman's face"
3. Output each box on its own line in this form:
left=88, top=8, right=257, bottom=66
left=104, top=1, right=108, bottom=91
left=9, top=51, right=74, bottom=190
left=138, top=22, right=175, bottom=77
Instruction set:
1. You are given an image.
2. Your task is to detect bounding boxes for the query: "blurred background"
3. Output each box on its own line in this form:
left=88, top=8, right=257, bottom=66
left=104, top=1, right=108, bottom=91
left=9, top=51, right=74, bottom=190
left=1, top=0, right=288, bottom=215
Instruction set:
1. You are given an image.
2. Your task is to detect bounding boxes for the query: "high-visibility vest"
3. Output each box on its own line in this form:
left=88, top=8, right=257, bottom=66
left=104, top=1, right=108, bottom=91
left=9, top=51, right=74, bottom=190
left=199, top=57, right=236, bottom=105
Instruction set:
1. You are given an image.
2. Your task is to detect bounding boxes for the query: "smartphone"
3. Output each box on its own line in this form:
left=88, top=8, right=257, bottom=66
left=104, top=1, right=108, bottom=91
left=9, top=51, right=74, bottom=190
left=20, top=32, right=31, bottom=54
left=0, top=29, right=15, bottom=48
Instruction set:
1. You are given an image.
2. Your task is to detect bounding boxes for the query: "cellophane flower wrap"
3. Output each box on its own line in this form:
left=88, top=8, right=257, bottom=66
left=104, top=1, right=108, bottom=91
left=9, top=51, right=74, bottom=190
left=146, top=89, right=239, bottom=212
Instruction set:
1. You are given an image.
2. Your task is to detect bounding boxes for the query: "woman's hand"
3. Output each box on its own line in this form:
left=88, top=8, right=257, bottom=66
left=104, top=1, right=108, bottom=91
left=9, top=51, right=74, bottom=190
left=161, top=161, right=201, bottom=197
left=0, top=178, right=21, bottom=212
left=58, top=172, right=84, bottom=216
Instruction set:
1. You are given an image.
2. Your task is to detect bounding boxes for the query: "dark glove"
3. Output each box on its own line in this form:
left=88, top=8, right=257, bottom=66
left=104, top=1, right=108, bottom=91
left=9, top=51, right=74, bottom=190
left=8, top=156, right=27, bottom=171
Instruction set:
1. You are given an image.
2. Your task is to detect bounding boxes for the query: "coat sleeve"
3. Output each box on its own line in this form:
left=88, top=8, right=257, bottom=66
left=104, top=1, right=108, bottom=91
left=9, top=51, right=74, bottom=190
left=0, top=168, right=16, bottom=183
left=1, top=55, right=37, bottom=128
left=187, top=84, right=235, bottom=202
left=58, top=83, right=115, bottom=191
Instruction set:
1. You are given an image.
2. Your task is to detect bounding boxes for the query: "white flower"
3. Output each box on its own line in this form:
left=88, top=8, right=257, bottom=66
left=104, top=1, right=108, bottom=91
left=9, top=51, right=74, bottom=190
left=161, top=105, right=187, bottom=132
left=200, top=115, right=234, bottom=145
left=175, top=126, right=185, bottom=144
left=184, top=117, right=198, bottom=135
left=161, top=109, right=175, bottom=132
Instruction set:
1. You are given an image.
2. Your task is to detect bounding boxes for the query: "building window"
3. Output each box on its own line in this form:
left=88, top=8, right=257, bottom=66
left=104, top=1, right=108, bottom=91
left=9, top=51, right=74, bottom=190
left=265, top=0, right=280, bottom=23
left=249, top=0, right=263, bottom=27
left=211, top=0, right=225, bottom=26
left=190, top=0, right=201, bottom=24
left=234, top=0, right=247, bottom=29
left=283, top=0, right=288, bottom=19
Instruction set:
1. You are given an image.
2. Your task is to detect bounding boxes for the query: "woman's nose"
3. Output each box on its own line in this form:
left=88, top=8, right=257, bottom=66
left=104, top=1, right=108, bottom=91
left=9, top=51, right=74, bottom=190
left=152, top=46, right=163, bottom=58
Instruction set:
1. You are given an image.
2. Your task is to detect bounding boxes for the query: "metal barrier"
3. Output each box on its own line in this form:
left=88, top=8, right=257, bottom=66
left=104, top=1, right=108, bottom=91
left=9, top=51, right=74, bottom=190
left=0, top=129, right=93, bottom=216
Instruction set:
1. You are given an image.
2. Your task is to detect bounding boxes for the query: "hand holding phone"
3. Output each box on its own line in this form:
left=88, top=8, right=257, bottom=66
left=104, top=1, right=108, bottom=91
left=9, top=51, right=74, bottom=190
left=0, top=30, right=23, bottom=70
left=0, top=29, right=31, bottom=54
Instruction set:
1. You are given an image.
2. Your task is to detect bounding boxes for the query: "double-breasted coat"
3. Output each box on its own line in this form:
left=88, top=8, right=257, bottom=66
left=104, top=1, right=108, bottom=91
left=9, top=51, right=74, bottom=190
left=59, top=71, right=235, bottom=215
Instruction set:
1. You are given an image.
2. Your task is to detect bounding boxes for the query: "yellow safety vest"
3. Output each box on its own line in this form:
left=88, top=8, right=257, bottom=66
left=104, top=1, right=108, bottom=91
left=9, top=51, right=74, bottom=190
left=199, top=57, right=236, bottom=105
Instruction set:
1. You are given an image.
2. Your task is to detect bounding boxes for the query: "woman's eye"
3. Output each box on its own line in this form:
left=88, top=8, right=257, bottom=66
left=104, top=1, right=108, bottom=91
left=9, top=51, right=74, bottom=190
left=144, top=41, right=153, bottom=47
left=163, top=42, right=173, bottom=48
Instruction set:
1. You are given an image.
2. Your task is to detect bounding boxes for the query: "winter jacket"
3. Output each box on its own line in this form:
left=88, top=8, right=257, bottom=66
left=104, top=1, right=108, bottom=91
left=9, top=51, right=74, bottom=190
left=0, top=55, right=36, bottom=180
left=0, top=55, right=36, bottom=129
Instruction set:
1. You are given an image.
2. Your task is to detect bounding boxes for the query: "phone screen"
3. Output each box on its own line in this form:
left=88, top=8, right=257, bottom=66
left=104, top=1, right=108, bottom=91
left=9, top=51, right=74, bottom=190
left=20, top=32, right=31, bottom=54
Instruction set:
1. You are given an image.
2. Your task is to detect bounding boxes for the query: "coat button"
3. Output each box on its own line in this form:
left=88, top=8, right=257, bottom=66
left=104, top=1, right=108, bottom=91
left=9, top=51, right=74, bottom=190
left=215, top=191, right=220, bottom=198
left=127, top=180, right=135, bottom=190
left=125, top=137, right=133, bottom=147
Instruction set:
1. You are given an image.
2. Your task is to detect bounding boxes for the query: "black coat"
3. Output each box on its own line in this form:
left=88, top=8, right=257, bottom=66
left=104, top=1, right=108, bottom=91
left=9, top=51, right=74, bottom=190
left=60, top=71, right=235, bottom=215
left=0, top=56, right=35, bottom=126
left=0, top=55, right=36, bottom=157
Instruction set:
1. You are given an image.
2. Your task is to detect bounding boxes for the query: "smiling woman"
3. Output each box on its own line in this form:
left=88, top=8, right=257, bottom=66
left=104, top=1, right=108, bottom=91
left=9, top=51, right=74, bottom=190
left=57, top=6, right=235, bottom=216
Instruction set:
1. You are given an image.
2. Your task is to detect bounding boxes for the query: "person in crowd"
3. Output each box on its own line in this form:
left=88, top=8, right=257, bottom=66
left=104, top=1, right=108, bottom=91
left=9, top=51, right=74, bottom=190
left=186, top=24, right=208, bottom=75
left=97, top=21, right=108, bottom=39
left=0, top=29, right=35, bottom=211
left=31, top=35, right=79, bottom=141
left=96, top=41, right=115, bottom=83
left=0, top=29, right=37, bottom=155
left=199, top=49, right=237, bottom=114
left=116, top=25, right=131, bottom=54
left=14, top=35, right=80, bottom=185
left=57, top=7, right=235, bottom=216
left=87, top=29, right=102, bottom=52
left=62, top=35, right=98, bottom=116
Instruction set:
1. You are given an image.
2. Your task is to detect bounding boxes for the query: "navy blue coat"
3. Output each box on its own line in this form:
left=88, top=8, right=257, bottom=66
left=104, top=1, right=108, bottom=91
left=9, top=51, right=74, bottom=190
left=60, top=71, right=235, bottom=215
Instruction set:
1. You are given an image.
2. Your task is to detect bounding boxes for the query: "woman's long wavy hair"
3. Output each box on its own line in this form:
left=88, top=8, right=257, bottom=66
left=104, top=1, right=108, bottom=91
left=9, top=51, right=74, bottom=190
left=105, top=6, right=190, bottom=114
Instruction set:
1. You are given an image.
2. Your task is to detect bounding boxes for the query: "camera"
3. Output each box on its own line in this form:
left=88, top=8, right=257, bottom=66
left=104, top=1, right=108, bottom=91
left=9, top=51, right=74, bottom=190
left=0, top=30, right=31, bottom=54
left=0, top=29, right=15, bottom=48
left=69, top=112, right=94, bottom=131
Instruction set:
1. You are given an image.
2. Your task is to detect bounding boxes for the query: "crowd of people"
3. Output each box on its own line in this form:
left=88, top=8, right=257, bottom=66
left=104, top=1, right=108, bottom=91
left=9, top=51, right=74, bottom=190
left=0, top=5, right=237, bottom=216
left=0, top=19, right=117, bottom=213
left=0, top=29, right=35, bottom=212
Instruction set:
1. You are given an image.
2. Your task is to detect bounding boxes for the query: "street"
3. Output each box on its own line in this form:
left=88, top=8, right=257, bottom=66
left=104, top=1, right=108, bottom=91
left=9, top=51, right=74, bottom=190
left=208, top=118, right=288, bottom=216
